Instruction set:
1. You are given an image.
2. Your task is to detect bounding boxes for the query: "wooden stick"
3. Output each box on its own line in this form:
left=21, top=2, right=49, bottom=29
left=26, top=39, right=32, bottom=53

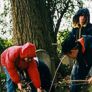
left=67, top=80, right=88, bottom=83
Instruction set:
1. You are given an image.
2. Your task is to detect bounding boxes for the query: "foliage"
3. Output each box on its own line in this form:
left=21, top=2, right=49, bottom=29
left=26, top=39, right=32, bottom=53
left=0, top=0, right=12, bottom=39
left=0, top=72, right=6, bottom=92
left=57, top=29, right=70, bottom=56
left=0, top=37, right=12, bottom=54
left=0, top=73, right=6, bottom=79
left=47, top=0, right=83, bottom=34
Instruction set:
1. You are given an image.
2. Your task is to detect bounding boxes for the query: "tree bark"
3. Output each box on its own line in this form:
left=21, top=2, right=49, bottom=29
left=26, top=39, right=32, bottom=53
left=10, top=0, right=57, bottom=76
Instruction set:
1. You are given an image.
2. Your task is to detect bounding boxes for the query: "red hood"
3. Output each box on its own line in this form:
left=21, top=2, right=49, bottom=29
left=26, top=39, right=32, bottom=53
left=20, top=42, right=36, bottom=58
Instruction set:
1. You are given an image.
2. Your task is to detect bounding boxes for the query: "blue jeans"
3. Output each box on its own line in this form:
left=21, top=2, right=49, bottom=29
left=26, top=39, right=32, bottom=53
left=70, top=64, right=90, bottom=92
left=3, top=67, right=16, bottom=92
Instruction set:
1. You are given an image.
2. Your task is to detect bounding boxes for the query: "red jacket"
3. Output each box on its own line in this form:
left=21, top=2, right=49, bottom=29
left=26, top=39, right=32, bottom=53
left=1, top=42, right=41, bottom=88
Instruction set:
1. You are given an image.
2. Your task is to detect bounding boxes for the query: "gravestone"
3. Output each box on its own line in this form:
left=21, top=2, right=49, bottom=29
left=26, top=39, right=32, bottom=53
left=36, top=49, right=55, bottom=77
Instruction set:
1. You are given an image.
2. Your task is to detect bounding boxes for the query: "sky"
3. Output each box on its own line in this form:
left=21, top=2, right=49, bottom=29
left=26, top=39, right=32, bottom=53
left=84, top=0, right=92, bottom=22
left=0, top=0, right=4, bottom=12
left=0, top=0, right=92, bottom=39
left=0, top=0, right=12, bottom=39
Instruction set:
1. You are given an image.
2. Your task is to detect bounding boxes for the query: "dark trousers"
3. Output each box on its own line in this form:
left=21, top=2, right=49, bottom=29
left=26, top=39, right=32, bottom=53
left=70, top=63, right=90, bottom=92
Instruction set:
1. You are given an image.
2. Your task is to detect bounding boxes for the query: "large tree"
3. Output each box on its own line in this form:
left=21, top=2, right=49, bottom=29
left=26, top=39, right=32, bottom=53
left=10, top=0, right=81, bottom=55
left=11, top=1, right=50, bottom=47
left=10, top=0, right=82, bottom=76
left=10, top=0, right=57, bottom=76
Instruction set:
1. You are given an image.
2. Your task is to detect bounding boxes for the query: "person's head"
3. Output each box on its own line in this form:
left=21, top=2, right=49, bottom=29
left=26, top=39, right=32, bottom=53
left=20, top=42, right=36, bottom=62
left=62, top=36, right=80, bottom=59
left=72, top=8, right=90, bottom=28
left=79, top=15, right=87, bottom=26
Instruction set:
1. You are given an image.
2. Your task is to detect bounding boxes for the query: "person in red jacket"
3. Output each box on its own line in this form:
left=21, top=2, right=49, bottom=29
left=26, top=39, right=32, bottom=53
left=1, top=42, right=42, bottom=92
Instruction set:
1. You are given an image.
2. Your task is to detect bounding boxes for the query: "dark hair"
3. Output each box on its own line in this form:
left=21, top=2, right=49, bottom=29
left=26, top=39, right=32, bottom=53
left=77, top=8, right=89, bottom=17
left=61, top=35, right=78, bottom=54
left=75, top=8, right=90, bottom=23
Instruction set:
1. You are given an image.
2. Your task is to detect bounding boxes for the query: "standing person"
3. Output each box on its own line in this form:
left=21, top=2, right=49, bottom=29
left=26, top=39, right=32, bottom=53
left=0, top=42, right=42, bottom=92
left=68, top=8, right=92, bottom=92
left=61, top=35, right=92, bottom=92
left=71, top=8, right=92, bottom=40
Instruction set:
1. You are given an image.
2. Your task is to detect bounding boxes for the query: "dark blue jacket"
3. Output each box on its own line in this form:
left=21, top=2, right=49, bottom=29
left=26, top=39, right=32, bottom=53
left=71, top=23, right=92, bottom=40
left=70, top=8, right=92, bottom=69
left=77, top=36, right=92, bottom=70
left=71, top=8, right=92, bottom=40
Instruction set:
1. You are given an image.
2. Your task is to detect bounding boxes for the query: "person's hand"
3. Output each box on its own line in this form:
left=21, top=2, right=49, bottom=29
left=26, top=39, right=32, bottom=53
left=88, top=77, right=92, bottom=84
left=17, top=82, right=22, bottom=91
left=37, top=88, right=42, bottom=92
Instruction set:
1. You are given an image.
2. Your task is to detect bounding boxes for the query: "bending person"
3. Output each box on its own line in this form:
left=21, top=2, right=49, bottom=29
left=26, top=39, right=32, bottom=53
left=1, top=42, right=42, bottom=92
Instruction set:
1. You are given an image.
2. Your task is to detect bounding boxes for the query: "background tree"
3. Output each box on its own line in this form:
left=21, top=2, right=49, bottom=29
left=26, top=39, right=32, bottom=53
left=10, top=0, right=81, bottom=56
left=10, top=0, right=57, bottom=76
left=9, top=0, right=82, bottom=76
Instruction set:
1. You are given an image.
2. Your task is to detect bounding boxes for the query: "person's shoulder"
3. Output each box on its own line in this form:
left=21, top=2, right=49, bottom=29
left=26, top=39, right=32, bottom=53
left=87, top=23, right=92, bottom=27
left=2, top=45, right=21, bottom=55
left=70, top=27, right=78, bottom=34
left=38, top=60, right=47, bottom=67
left=8, top=45, right=21, bottom=50
left=87, top=23, right=92, bottom=32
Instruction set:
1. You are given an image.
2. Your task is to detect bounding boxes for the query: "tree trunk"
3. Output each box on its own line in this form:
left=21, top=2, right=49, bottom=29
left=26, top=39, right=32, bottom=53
left=10, top=0, right=58, bottom=76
